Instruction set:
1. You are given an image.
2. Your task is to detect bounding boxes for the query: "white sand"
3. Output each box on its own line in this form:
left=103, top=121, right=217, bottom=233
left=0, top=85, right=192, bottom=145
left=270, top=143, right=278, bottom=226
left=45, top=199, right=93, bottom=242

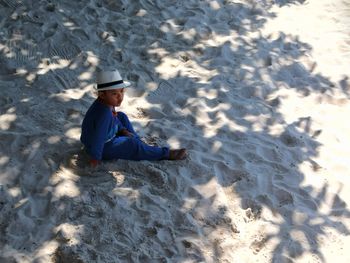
left=1, top=0, right=350, bottom=262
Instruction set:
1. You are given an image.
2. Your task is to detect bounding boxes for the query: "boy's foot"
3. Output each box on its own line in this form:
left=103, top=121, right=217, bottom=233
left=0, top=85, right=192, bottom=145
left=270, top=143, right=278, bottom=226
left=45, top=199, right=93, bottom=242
left=168, top=148, right=187, bottom=160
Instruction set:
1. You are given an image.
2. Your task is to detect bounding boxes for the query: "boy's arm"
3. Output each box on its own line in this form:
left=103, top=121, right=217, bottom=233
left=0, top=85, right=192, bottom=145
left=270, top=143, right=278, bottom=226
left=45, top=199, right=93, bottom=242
left=88, top=111, right=111, bottom=164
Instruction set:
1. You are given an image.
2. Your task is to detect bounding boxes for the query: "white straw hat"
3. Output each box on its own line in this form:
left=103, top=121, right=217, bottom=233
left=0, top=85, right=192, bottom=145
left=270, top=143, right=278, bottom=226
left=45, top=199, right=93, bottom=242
left=95, top=70, right=131, bottom=91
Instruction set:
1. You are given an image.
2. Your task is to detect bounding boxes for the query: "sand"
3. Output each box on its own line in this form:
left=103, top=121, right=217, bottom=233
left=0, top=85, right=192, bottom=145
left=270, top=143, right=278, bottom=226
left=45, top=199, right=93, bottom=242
left=0, top=0, right=350, bottom=262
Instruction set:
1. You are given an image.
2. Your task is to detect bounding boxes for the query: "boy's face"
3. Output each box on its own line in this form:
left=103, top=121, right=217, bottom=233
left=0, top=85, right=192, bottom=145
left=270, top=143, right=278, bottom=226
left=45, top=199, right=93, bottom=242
left=100, top=88, right=125, bottom=107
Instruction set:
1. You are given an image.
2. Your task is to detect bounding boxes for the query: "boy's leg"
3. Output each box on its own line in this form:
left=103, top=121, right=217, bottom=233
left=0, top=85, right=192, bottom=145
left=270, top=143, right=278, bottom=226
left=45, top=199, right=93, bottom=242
left=117, top=112, right=138, bottom=136
left=103, top=136, right=169, bottom=161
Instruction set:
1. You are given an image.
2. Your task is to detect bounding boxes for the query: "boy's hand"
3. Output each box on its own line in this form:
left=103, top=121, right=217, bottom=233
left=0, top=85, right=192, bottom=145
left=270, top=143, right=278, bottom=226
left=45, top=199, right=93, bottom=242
left=89, top=159, right=100, bottom=168
left=119, top=128, right=134, bottom=137
left=168, top=148, right=187, bottom=160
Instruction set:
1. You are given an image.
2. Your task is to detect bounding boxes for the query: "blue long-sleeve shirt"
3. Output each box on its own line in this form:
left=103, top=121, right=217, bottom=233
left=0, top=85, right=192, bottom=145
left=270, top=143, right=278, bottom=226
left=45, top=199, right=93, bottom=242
left=80, top=99, right=123, bottom=160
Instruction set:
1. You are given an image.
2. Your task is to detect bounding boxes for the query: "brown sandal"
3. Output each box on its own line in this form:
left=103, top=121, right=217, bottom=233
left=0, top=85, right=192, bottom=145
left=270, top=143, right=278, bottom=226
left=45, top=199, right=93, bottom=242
left=168, top=148, right=187, bottom=160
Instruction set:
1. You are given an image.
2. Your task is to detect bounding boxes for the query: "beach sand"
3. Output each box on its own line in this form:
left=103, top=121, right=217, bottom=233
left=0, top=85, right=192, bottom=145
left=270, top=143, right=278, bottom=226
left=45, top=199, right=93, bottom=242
left=0, top=0, right=349, bottom=262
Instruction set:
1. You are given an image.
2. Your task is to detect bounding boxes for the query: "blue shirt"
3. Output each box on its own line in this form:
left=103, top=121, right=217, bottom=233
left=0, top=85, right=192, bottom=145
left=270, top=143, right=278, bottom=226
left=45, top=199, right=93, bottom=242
left=80, top=99, right=124, bottom=160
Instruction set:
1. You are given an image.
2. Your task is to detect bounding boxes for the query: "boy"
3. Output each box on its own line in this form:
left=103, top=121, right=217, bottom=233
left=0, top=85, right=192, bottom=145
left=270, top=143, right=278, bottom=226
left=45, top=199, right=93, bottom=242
left=80, top=69, right=187, bottom=167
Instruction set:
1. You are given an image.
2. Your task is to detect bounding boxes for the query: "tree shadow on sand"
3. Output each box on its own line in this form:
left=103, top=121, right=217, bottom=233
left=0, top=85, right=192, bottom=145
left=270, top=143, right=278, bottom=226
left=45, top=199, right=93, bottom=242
left=0, top=0, right=349, bottom=262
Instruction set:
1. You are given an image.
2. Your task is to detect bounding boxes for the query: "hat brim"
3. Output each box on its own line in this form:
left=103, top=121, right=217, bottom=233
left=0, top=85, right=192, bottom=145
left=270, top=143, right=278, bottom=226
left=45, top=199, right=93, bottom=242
left=94, top=80, right=131, bottom=91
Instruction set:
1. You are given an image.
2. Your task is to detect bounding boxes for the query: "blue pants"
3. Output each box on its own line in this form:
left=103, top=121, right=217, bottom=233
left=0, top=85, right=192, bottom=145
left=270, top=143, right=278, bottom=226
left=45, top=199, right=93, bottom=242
left=102, top=112, right=169, bottom=161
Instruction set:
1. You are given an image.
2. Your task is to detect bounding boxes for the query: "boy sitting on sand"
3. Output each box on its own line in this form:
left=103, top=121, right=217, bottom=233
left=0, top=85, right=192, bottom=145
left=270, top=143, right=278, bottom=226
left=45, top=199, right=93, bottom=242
left=80, top=69, right=187, bottom=167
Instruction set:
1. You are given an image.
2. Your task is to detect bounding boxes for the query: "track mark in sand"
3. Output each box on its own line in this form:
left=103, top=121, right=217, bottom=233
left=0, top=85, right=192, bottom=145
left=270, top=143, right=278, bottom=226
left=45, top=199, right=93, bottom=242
left=0, top=93, right=13, bottom=106
left=244, top=151, right=265, bottom=164
left=280, top=132, right=300, bottom=147
left=126, top=72, right=139, bottom=83
left=202, top=206, right=240, bottom=234
left=257, top=145, right=283, bottom=163
left=45, top=2, right=56, bottom=12
left=274, top=187, right=294, bottom=207
left=112, top=50, right=123, bottom=62
left=214, top=161, right=247, bottom=187
left=135, top=107, right=147, bottom=119
left=3, top=39, right=40, bottom=67
left=22, top=12, right=44, bottom=26
left=26, top=193, right=52, bottom=219
left=0, top=0, right=22, bottom=9
left=147, top=80, right=187, bottom=114
left=65, top=150, right=89, bottom=172
left=34, top=71, right=61, bottom=93
left=250, top=234, right=268, bottom=254
left=54, top=246, right=84, bottom=263
left=72, top=28, right=90, bottom=41
left=48, top=42, right=81, bottom=61
left=53, top=70, right=78, bottom=90
left=329, top=193, right=347, bottom=216
left=301, top=197, right=319, bottom=212
left=102, top=0, right=126, bottom=12
left=146, top=166, right=169, bottom=190
left=242, top=198, right=262, bottom=221
left=44, top=22, right=58, bottom=38
left=36, top=69, right=78, bottom=91
left=148, top=80, right=176, bottom=101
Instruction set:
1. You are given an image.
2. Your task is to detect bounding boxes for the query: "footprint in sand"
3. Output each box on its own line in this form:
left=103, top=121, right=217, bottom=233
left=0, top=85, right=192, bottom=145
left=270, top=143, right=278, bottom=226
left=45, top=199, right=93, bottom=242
left=147, top=81, right=178, bottom=105
left=242, top=198, right=262, bottom=220
left=27, top=193, right=52, bottom=219
left=1, top=0, right=21, bottom=9
left=213, top=161, right=247, bottom=187
left=4, top=39, right=39, bottom=68
left=0, top=94, right=13, bottom=106
left=250, top=234, right=268, bottom=254
left=54, top=246, right=84, bottom=263
left=48, top=36, right=81, bottom=61
left=146, top=166, right=168, bottom=189
left=280, top=131, right=300, bottom=147
left=274, top=187, right=294, bottom=207
left=66, top=150, right=89, bottom=171
left=45, top=3, right=56, bottom=12
left=264, top=55, right=273, bottom=67
left=44, top=22, right=58, bottom=38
